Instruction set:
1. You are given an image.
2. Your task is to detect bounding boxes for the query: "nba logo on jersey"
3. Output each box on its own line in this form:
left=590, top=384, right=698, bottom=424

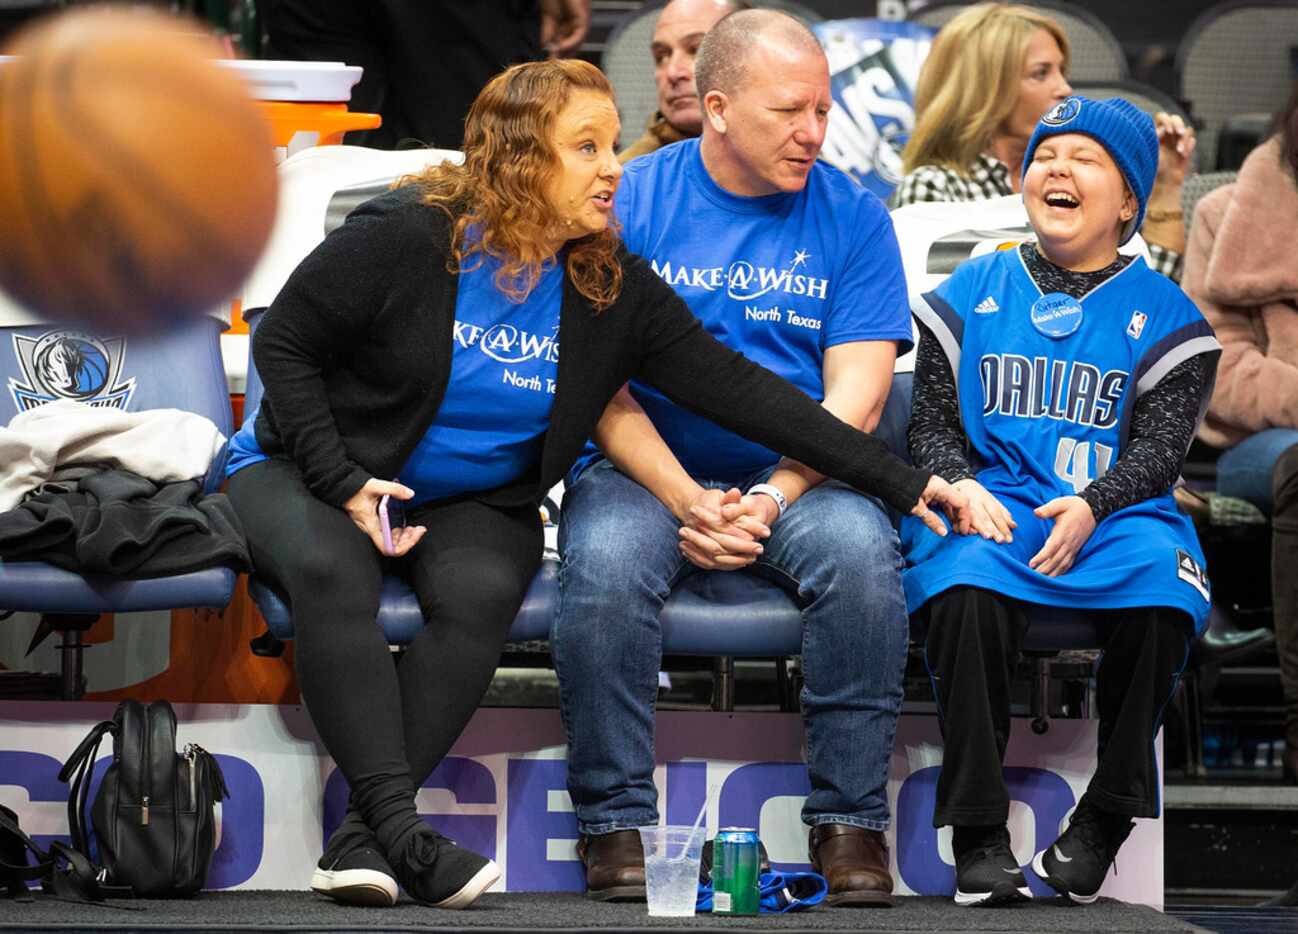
left=1126, top=310, right=1147, bottom=340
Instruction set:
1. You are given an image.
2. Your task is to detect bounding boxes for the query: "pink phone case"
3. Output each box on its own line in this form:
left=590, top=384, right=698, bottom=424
left=379, top=494, right=395, bottom=555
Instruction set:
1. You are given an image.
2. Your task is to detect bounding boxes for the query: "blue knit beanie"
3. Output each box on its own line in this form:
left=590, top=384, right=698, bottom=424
left=1022, top=95, right=1159, bottom=245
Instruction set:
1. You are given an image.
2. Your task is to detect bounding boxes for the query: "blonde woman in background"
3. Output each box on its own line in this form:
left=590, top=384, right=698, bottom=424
left=892, top=1, right=1194, bottom=280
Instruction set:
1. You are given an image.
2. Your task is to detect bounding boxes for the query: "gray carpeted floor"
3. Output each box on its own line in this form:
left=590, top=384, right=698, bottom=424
left=0, top=891, right=1212, bottom=934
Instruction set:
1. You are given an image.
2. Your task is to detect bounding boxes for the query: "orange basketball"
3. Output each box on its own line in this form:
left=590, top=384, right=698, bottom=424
left=0, top=8, right=278, bottom=334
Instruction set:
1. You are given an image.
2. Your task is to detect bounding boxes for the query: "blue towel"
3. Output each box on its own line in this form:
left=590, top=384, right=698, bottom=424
left=696, top=870, right=829, bottom=913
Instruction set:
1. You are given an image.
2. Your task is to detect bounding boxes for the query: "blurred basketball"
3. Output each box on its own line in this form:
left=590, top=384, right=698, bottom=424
left=0, top=7, right=278, bottom=334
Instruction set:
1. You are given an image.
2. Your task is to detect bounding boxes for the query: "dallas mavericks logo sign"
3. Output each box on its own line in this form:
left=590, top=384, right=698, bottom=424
left=8, top=330, right=136, bottom=412
left=814, top=19, right=934, bottom=200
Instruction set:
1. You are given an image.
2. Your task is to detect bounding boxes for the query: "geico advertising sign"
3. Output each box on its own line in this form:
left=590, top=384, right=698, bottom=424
left=0, top=703, right=1163, bottom=907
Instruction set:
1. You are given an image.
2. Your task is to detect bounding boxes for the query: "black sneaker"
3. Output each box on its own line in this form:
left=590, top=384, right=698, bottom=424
left=952, top=825, right=1031, bottom=907
left=397, top=828, right=500, bottom=909
left=1031, top=800, right=1134, bottom=904
left=311, top=829, right=399, bottom=907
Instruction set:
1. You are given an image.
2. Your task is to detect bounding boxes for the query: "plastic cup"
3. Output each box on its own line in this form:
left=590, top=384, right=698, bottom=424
left=637, top=825, right=706, bottom=917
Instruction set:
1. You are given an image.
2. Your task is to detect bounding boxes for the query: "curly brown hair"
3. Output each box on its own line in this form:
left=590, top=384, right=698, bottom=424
left=404, top=59, right=623, bottom=311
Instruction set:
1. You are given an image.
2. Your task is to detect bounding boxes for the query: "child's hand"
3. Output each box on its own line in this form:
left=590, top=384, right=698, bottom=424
left=951, top=479, right=1016, bottom=542
left=1029, top=496, right=1096, bottom=576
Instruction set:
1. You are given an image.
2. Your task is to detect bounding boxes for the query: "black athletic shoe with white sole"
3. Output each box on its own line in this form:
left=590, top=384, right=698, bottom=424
left=952, top=825, right=1031, bottom=907
left=1032, top=800, right=1134, bottom=904
left=311, top=842, right=399, bottom=907
left=397, top=829, right=500, bottom=909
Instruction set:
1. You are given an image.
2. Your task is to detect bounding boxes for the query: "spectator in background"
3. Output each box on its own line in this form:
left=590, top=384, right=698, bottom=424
left=264, top=0, right=590, bottom=150
left=542, top=0, right=592, bottom=56
left=618, top=0, right=746, bottom=162
left=892, top=2, right=1195, bottom=281
left=1185, top=79, right=1298, bottom=783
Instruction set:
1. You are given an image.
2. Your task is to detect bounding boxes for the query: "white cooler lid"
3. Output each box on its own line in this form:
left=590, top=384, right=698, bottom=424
left=218, top=60, right=363, bottom=102
left=1, top=55, right=363, bottom=103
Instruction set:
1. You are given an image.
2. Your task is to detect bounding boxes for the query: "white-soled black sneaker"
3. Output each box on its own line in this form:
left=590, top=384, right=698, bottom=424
left=397, top=829, right=500, bottom=909
left=952, top=825, right=1031, bottom=907
left=1031, top=800, right=1134, bottom=904
left=311, top=843, right=399, bottom=907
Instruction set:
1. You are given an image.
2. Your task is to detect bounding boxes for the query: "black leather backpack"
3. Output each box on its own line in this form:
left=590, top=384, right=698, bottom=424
left=58, top=700, right=228, bottom=898
left=0, top=804, right=50, bottom=899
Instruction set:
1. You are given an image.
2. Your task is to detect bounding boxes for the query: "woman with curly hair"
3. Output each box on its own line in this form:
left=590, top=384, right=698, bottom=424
left=224, top=58, right=965, bottom=910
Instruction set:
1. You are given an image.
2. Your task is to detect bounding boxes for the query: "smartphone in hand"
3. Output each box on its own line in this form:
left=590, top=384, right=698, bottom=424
left=378, top=494, right=405, bottom=556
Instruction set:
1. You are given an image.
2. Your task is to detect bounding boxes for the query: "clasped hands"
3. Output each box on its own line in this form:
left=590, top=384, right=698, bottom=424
left=945, top=478, right=1096, bottom=577
left=677, top=487, right=779, bottom=571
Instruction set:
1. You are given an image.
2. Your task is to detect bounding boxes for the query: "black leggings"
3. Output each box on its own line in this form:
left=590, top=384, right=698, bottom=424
left=924, top=586, right=1191, bottom=827
left=228, top=458, right=542, bottom=851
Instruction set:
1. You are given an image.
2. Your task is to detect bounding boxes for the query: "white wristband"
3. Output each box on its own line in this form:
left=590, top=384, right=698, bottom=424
left=747, top=483, right=787, bottom=518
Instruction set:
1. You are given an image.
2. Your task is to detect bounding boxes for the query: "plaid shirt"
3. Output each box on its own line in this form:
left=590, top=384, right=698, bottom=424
left=890, top=154, right=1183, bottom=281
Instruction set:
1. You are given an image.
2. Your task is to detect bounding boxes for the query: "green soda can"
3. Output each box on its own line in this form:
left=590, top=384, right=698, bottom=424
left=712, top=828, right=760, bottom=915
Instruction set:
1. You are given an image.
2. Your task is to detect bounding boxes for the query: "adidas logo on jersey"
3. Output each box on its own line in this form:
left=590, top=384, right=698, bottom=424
left=974, top=296, right=1000, bottom=315
left=1176, top=548, right=1210, bottom=601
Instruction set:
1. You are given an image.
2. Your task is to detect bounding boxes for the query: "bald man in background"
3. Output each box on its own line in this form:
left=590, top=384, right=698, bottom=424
left=618, top=0, right=746, bottom=162
left=556, top=9, right=913, bottom=907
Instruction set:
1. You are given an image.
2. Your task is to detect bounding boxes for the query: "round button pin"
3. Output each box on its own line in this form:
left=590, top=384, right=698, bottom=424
left=1030, top=292, right=1084, bottom=338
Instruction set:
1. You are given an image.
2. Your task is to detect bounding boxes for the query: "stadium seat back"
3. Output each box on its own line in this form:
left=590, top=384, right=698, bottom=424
left=0, top=313, right=233, bottom=490
left=1181, top=170, right=1238, bottom=233
left=909, top=0, right=1127, bottom=82
left=1177, top=1, right=1298, bottom=170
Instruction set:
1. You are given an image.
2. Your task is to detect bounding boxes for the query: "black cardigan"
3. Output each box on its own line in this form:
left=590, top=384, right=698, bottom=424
left=252, top=187, right=930, bottom=514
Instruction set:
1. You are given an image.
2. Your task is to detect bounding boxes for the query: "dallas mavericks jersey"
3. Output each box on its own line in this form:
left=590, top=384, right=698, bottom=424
left=902, top=248, right=1220, bottom=632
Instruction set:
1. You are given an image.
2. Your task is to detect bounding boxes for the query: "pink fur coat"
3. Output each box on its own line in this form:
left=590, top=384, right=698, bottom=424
left=1185, top=137, right=1298, bottom=448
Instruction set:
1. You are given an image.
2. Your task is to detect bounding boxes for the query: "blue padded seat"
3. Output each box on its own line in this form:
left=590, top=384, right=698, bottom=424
left=0, top=561, right=235, bottom=616
left=252, top=558, right=820, bottom=654
left=0, top=316, right=239, bottom=696
left=250, top=560, right=558, bottom=646
left=251, top=553, right=1103, bottom=655
left=0, top=316, right=238, bottom=620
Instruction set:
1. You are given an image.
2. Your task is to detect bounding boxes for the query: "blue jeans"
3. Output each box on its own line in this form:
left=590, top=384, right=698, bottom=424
left=1217, top=428, right=1298, bottom=513
left=553, top=459, right=909, bottom=835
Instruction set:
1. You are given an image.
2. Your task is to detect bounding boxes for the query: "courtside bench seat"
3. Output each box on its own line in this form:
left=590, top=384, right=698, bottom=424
left=249, top=558, right=1108, bottom=655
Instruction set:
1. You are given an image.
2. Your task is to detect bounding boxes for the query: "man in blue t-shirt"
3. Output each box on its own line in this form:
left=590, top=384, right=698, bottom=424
left=553, top=9, right=913, bottom=906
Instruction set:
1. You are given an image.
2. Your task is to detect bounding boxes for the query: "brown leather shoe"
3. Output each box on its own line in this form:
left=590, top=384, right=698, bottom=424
left=576, top=829, right=646, bottom=901
left=809, top=823, right=894, bottom=907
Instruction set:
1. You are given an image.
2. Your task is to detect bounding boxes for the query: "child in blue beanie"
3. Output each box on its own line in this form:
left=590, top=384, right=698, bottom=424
left=903, top=96, right=1221, bottom=906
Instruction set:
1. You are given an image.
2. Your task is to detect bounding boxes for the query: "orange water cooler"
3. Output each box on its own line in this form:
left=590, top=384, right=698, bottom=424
left=220, top=60, right=380, bottom=340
